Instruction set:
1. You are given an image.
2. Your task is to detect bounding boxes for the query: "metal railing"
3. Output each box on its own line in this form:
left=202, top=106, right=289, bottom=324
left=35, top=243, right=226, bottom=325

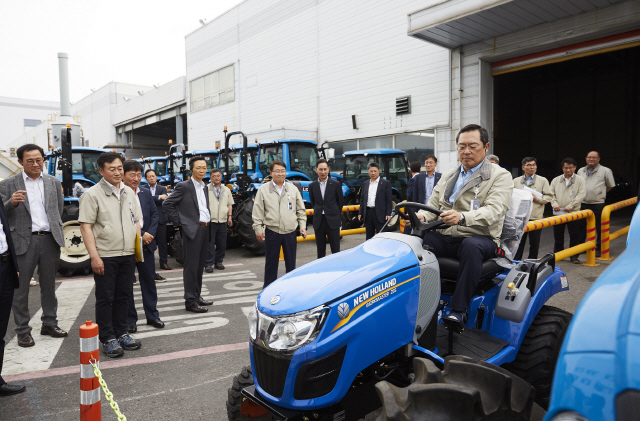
left=296, top=205, right=364, bottom=242
left=599, top=197, right=638, bottom=260
left=525, top=209, right=598, bottom=267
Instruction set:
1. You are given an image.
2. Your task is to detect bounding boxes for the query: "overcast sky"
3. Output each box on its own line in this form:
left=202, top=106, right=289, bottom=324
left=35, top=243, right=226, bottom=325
left=0, top=0, right=242, bottom=103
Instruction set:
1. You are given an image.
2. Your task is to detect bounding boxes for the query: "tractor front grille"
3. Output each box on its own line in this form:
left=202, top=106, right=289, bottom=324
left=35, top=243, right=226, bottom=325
left=252, top=344, right=291, bottom=398
left=294, top=346, right=347, bottom=400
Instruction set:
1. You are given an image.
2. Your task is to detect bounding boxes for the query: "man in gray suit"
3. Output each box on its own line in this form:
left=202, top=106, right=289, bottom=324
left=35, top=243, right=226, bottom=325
left=0, top=144, right=67, bottom=348
left=163, top=156, right=213, bottom=313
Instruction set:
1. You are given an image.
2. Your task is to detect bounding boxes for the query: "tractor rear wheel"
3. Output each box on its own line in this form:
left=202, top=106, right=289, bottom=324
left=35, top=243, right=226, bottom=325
left=58, top=204, right=92, bottom=277
left=375, top=356, right=545, bottom=421
left=227, top=366, right=269, bottom=421
left=237, top=198, right=265, bottom=255
left=503, top=305, right=572, bottom=409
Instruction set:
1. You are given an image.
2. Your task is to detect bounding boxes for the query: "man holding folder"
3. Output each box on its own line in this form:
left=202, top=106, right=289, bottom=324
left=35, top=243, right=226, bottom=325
left=513, top=157, right=552, bottom=260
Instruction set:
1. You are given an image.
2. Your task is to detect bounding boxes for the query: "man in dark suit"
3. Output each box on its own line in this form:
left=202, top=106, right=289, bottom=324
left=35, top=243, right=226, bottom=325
left=404, top=161, right=422, bottom=234
left=145, top=169, right=171, bottom=274
left=0, top=144, right=67, bottom=348
left=123, top=161, right=164, bottom=333
left=309, top=159, right=344, bottom=258
left=358, top=162, right=392, bottom=240
left=163, top=156, right=213, bottom=313
left=412, top=154, right=442, bottom=205
left=0, top=194, right=25, bottom=396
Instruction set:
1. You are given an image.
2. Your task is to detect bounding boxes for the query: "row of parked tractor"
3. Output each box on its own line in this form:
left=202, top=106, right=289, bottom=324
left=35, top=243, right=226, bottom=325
left=43, top=127, right=417, bottom=276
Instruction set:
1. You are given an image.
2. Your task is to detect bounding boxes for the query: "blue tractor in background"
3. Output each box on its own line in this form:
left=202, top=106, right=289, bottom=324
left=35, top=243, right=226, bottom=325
left=44, top=128, right=109, bottom=276
left=543, top=202, right=640, bottom=421
left=227, top=202, right=573, bottom=421
left=341, top=149, right=410, bottom=231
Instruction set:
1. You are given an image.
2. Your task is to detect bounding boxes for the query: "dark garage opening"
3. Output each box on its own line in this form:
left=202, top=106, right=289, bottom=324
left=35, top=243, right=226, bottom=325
left=493, top=45, right=640, bottom=203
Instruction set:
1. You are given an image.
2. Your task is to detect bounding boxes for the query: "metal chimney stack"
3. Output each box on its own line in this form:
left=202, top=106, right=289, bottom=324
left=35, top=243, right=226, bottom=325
left=58, top=52, right=71, bottom=117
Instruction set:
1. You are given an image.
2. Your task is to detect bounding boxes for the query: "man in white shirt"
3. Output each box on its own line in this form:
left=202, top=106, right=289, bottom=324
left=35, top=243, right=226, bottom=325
left=0, top=144, right=67, bottom=348
left=358, top=162, right=392, bottom=240
left=309, top=159, right=344, bottom=258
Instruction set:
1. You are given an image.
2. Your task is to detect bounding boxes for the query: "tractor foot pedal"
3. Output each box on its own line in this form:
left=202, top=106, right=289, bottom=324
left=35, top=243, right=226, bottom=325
left=442, top=315, right=464, bottom=334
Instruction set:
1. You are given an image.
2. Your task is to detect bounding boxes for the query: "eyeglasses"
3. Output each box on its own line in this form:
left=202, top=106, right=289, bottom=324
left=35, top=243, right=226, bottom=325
left=457, top=144, right=482, bottom=151
left=25, top=159, right=44, bottom=166
left=272, top=170, right=286, bottom=174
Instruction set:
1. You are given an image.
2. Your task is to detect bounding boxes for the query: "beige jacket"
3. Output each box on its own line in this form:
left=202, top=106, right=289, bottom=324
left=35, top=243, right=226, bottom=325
left=207, top=183, right=234, bottom=223
left=549, top=174, right=586, bottom=211
left=252, top=181, right=307, bottom=235
left=419, top=159, right=513, bottom=246
left=577, top=164, right=615, bottom=204
left=78, top=178, right=142, bottom=257
left=513, top=175, right=552, bottom=220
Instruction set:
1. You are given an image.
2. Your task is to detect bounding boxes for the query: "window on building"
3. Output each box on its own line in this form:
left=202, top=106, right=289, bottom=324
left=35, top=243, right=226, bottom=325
left=360, top=136, right=393, bottom=150
left=190, top=64, right=235, bottom=112
left=395, top=132, right=435, bottom=167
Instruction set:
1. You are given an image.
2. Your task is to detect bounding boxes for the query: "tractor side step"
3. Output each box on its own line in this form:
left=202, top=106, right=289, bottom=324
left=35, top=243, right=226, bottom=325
left=436, top=324, right=508, bottom=362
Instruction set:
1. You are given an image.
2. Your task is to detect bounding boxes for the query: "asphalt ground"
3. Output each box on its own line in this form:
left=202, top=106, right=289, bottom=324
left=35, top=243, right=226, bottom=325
left=0, top=209, right=635, bottom=421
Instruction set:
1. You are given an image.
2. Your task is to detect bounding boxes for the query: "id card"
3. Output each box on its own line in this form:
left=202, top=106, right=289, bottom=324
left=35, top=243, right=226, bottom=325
left=470, top=199, right=480, bottom=210
left=570, top=189, right=575, bottom=197
left=288, top=202, right=293, bottom=210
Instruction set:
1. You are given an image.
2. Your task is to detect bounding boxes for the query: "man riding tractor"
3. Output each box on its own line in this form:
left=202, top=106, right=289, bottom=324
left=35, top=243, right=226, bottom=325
left=408, top=123, right=513, bottom=329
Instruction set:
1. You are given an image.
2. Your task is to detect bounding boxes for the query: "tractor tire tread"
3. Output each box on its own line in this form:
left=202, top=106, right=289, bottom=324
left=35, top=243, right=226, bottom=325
left=227, top=366, right=254, bottom=421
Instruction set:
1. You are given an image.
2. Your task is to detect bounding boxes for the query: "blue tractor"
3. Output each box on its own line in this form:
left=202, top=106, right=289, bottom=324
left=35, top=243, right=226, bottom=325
left=543, top=202, right=640, bottom=421
left=227, top=202, right=572, bottom=420
left=341, top=149, right=410, bottom=231
left=43, top=130, right=109, bottom=276
left=182, top=149, right=220, bottom=183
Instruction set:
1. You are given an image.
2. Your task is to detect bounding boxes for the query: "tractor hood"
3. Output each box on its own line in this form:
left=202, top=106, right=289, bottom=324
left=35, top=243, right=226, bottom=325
left=257, top=237, right=418, bottom=316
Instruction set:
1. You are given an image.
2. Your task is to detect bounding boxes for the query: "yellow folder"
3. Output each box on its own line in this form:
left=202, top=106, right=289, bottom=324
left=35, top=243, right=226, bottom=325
left=135, top=234, right=144, bottom=262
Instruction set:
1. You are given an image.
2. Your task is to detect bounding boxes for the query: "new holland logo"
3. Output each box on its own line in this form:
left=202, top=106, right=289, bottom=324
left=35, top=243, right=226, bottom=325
left=337, top=302, right=350, bottom=319
left=270, top=296, right=281, bottom=305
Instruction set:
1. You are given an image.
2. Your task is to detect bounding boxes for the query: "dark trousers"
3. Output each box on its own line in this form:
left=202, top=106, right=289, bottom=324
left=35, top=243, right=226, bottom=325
left=0, top=259, right=15, bottom=386
left=264, top=229, right=297, bottom=288
left=579, top=203, right=605, bottom=253
left=156, top=223, right=168, bottom=265
left=182, top=225, right=209, bottom=306
left=514, top=229, right=542, bottom=260
left=553, top=221, right=582, bottom=258
left=128, top=248, right=159, bottom=324
left=94, top=255, right=136, bottom=343
left=365, top=208, right=384, bottom=240
left=315, top=215, right=340, bottom=258
left=205, top=222, right=227, bottom=266
left=422, top=232, right=496, bottom=313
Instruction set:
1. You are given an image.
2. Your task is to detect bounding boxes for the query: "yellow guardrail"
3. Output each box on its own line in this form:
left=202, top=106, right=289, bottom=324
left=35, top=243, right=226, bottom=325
left=525, top=209, right=598, bottom=267
left=296, top=205, right=363, bottom=243
left=599, top=197, right=638, bottom=261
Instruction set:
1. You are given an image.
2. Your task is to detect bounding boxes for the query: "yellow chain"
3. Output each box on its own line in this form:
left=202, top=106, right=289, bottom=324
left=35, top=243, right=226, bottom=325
left=89, top=359, right=127, bottom=421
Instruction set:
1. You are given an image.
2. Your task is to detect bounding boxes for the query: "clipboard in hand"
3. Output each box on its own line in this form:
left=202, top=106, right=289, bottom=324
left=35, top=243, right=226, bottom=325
left=135, top=234, right=144, bottom=262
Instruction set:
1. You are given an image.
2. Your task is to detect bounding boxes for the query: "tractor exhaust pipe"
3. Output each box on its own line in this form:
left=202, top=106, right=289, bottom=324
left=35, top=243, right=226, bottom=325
left=57, top=53, right=71, bottom=117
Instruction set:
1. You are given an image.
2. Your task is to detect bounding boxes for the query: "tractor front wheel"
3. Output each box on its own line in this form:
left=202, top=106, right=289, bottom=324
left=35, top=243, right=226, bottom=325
left=227, top=366, right=269, bottom=421
left=58, top=204, right=91, bottom=277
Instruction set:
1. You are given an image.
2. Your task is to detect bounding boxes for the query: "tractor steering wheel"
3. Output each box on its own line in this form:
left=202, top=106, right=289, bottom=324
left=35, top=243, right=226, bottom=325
left=393, top=202, right=447, bottom=234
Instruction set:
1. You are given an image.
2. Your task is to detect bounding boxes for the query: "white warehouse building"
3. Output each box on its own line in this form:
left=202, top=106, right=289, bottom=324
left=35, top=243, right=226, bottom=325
left=185, top=0, right=640, bottom=187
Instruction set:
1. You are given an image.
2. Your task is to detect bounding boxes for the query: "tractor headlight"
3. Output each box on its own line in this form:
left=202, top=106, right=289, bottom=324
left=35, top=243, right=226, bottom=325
left=253, top=305, right=329, bottom=351
left=550, top=411, right=589, bottom=421
left=248, top=304, right=258, bottom=340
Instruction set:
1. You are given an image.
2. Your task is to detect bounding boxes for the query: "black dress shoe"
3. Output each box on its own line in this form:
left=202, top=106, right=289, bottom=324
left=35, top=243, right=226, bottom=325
left=147, top=318, right=165, bottom=328
left=160, top=264, right=172, bottom=270
left=41, top=324, right=68, bottom=337
left=204, top=265, right=214, bottom=273
left=17, top=332, right=35, bottom=347
left=197, top=296, right=213, bottom=306
left=185, top=302, right=208, bottom=313
left=154, top=273, right=166, bottom=281
left=0, top=383, right=26, bottom=396
left=214, top=263, right=225, bottom=270
left=127, top=323, right=137, bottom=333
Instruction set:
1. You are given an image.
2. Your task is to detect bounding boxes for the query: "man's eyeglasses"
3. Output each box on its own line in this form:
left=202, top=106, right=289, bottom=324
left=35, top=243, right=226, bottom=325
left=272, top=170, right=287, bottom=174
left=25, top=159, right=44, bottom=166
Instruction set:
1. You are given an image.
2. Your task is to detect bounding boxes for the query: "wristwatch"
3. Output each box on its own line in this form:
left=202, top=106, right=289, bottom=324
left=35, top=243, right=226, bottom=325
left=458, top=212, right=465, bottom=226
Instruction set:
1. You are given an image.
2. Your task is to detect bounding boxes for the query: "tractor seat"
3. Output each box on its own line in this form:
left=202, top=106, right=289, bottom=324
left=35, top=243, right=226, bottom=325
left=438, top=257, right=504, bottom=296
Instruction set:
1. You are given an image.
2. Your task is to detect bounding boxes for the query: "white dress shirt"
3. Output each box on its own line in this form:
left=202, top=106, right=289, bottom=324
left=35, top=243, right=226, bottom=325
left=104, top=179, right=125, bottom=200
left=319, top=178, right=328, bottom=214
left=192, top=178, right=211, bottom=222
left=150, top=184, right=156, bottom=196
left=135, top=187, right=144, bottom=228
left=367, top=177, right=380, bottom=207
left=564, top=173, right=575, bottom=187
left=272, top=180, right=284, bottom=196
left=0, top=220, right=8, bottom=253
left=23, top=171, right=50, bottom=232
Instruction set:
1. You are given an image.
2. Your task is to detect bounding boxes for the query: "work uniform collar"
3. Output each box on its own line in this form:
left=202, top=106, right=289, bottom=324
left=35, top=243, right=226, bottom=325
left=99, top=178, right=126, bottom=196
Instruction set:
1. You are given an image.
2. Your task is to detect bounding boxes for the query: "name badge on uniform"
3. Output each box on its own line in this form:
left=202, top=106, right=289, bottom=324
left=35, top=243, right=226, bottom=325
left=288, top=195, right=292, bottom=210
left=570, top=189, right=575, bottom=197
left=470, top=200, right=480, bottom=210
left=129, top=204, right=136, bottom=225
